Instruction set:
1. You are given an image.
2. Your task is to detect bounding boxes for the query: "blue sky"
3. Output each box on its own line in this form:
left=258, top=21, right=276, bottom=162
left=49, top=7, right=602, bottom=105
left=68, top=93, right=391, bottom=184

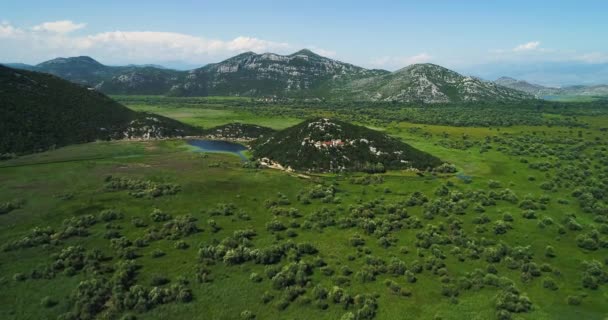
left=1, top=0, right=607, bottom=85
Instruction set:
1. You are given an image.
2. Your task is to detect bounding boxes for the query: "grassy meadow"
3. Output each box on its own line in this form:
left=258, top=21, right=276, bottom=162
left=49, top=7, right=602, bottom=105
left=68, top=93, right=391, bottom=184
left=1, top=97, right=607, bottom=320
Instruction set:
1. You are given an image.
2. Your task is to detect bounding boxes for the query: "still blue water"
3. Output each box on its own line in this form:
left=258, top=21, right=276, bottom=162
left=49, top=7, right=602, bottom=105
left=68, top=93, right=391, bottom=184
left=187, top=139, right=248, bottom=160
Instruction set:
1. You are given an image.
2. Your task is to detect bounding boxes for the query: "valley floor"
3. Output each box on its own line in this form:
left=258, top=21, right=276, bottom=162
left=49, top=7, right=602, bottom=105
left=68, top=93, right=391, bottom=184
left=1, top=99, right=607, bottom=320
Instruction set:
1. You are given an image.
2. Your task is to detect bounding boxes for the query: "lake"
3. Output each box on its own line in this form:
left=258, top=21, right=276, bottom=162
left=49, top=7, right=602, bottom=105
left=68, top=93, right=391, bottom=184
left=187, top=139, right=248, bottom=160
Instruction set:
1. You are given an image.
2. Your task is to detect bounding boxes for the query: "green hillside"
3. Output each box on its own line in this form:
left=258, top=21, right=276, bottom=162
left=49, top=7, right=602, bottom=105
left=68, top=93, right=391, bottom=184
left=252, top=118, right=443, bottom=172
left=0, top=66, right=201, bottom=155
left=342, top=64, right=533, bottom=103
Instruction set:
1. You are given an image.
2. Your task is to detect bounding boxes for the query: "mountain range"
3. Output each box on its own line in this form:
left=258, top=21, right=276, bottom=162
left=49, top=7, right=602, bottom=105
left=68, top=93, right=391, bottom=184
left=2, top=50, right=533, bottom=103
left=495, top=76, right=608, bottom=98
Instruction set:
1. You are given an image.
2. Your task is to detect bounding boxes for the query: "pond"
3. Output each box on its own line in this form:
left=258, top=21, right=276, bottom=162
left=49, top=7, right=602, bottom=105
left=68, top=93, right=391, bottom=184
left=187, top=139, right=248, bottom=160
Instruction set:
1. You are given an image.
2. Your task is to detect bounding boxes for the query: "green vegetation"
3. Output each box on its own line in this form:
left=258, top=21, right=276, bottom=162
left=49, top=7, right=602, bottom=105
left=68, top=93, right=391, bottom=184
left=0, top=66, right=201, bottom=155
left=203, top=123, right=275, bottom=140
left=1, top=93, right=608, bottom=319
left=252, top=118, right=442, bottom=172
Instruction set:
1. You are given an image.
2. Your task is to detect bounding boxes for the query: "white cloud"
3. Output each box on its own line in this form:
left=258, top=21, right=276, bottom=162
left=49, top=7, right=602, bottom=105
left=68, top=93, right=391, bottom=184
left=32, top=20, right=86, bottom=34
left=80, top=31, right=290, bottom=60
left=369, top=53, right=432, bottom=69
left=0, top=21, right=335, bottom=66
left=513, top=41, right=541, bottom=52
left=0, top=22, right=23, bottom=38
left=575, top=52, right=608, bottom=64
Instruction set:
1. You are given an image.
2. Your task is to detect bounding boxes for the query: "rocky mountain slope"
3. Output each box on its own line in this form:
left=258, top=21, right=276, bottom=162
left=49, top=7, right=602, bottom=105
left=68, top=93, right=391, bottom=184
left=3, top=56, right=185, bottom=95
left=341, top=64, right=533, bottom=103
left=3, top=51, right=533, bottom=103
left=252, top=118, right=442, bottom=172
left=495, top=76, right=608, bottom=98
left=170, top=49, right=388, bottom=97
left=494, top=76, right=553, bottom=97
left=0, top=66, right=201, bottom=155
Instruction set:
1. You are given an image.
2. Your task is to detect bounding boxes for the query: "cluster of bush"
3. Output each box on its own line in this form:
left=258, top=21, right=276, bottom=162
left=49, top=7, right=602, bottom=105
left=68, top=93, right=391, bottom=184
left=208, top=203, right=238, bottom=216
left=3, top=226, right=56, bottom=251
left=265, top=192, right=291, bottom=207
left=349, top=175, right=384, bottom=185
left=576, top=230, right=608, bottom=251
left=0, top=198, right=24, bottom=214
left=581, top=260, right=608, bottom=290
left=433, top=163, right=458, bottom=174
left=3, top=209, right=123, bottom=251
left=59, top=260, right=192, bottom=319
left=494, top=286, right=533, bottom=319
left=104, top=175, right=181, bottom=198
left=199, top=229, right=318, bottom=267
left=297, top=184, right=338, bottom=204
left=143, top=214, right=200, bottom=244
left=14, top=245, right=108, bottom=282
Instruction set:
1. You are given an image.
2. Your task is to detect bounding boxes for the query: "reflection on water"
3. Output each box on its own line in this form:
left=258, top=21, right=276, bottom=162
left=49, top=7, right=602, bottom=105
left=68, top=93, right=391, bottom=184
left=187, top=139, right=248, bottom=160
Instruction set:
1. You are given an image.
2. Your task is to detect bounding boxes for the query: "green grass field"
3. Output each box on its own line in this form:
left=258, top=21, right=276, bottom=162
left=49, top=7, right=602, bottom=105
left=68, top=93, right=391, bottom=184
left=1, top=98, right=607, bottom=320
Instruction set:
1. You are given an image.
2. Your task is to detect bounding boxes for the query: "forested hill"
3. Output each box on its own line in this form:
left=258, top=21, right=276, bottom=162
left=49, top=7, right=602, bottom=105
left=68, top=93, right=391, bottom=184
left=0, top=65, right=201, bottom=156
left=252, top=118, right=443, bottom=172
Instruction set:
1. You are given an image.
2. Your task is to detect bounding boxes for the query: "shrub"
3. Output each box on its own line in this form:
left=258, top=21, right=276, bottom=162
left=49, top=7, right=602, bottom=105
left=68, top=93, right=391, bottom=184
left=266, top=219, right=286, bottom=232
left=13, top=273, right=26, bottom=281
left=99, top=209, right=122, bottom=222
left=174, top=241, right=189, bottom=250
left=488, top=180, right=502, bottom=189
left=162, top=215, right=200, bottom=239
left=285, top=229, right=298, bottom=237
left=0, top=199, right=24, bottom=215
left=493, top=221, right=509, bottom=235
left=581, top=260, right=608, bottom=290
left=541, top=277, right=558, bottom=291
left=132, top=218, right=147, bottom=228
left=207, top=219, right=221, bottom=233
left=250, top=273, right=263, bottom=283
left=262, top=291, right=274, bottom=304
left=349, top=234, right=365, bottom=247
left=522, top=210, right=537, bottom=219
left=240, top=310, right=255, bottom=320
left=150, top=209, right=171, bottom=222
left=576, top=234, right=599, bottom=251
left=544, top=246, right=556, bottom=258
left=495, top=289, right=532, bottom=314
left=434, top=163, right=457, bottom=173
left=151, top=249, right=165, bottom=258
left=566, top=295, right=581, bottom=306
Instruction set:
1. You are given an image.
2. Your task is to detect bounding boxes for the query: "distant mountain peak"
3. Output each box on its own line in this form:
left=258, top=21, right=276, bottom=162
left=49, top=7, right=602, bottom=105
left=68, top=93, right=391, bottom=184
left=398, top=63, right=454, bottom=73
left=39, top=56, right=103, bottom=67
left=496, top=76, right=517, bottom=82
left=289, top=49, right=321, bottom=57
